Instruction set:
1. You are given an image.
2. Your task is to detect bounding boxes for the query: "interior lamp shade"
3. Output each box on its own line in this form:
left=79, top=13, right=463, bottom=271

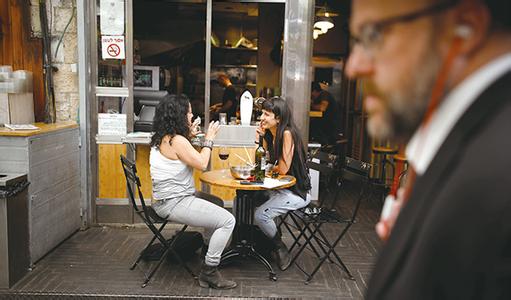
left=314, top=16, right=334, bottom=33
left=313, top=28, right=323, bottom=39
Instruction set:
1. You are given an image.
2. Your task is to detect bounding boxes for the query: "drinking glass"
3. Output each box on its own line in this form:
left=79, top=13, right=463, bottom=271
left=218, top=147, right=230, bottom=169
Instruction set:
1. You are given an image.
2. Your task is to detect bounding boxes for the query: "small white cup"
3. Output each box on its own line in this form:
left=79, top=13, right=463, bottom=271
left=219, top=113, right=227, bottom=125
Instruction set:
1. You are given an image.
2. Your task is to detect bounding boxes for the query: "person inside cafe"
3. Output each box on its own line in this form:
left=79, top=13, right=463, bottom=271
left=346, top=0, right=511, bottom=298
left=254, top=96, right=312, bottom=271
left=309, top=81, right=340, bottom=146
left=149, top=94, right=237, bottom=289
left=210, top=73, right=238, bottom=121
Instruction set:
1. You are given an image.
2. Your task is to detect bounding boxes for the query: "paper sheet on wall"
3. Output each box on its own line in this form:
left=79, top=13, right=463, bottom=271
left=98, top=113, right=127, bottom=136
left=100, top=0, right=125, bottom=35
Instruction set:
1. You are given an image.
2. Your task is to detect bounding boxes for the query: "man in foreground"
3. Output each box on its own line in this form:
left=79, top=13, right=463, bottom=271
left=346, top=0, right=511, bottom=298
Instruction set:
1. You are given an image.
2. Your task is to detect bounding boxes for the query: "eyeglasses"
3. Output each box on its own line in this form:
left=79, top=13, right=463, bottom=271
left=350, top=0, right=459, bottom=56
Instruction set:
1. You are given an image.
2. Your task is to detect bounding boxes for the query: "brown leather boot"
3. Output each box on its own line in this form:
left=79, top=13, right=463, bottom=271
left=198, top=263, right=237, bottom=289
left=272, top=233, right=291, bottom=271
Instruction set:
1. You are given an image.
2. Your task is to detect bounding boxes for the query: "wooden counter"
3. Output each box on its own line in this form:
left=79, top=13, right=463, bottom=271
left=0, top=122, right=80, bottom=264
left=0, top=121, right=78, bottom=137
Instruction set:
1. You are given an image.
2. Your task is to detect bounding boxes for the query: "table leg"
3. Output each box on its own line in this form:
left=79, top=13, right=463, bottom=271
left=221, top=190, right=277, bottom=281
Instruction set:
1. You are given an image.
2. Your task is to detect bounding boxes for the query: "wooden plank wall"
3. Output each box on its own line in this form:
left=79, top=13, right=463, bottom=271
left=98, top=144, right=127, bottom=199
left=0, top=0, right=45, bottom=122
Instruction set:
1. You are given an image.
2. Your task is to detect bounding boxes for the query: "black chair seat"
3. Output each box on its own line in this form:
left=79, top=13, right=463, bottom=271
left=144, top=206, right=168, bottom=223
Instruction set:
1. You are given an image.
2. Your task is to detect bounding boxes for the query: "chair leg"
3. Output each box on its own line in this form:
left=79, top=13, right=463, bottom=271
left=165, top=226, right=197, bottom=279
left=302, top=222, right=335, bottom=263
left=287, top=216, right=312, bottom=253
left=289, top=219, right=354, bottom=283
left=280, top=213, right=322, bottom=259
left=277, top=214, right=299, bottom=247
left=307, top=223, right=355, bottom=282
left=131, top=221, right=168, bottom=270
left=139, top=224, right=197, bottom=288
left=142, top=241, right=173, bottom=288
left=287, top=213, right=307, bottom=252
left=288, top=214, right=324, bottom=260
left=287, top=218, right=323, bottom=272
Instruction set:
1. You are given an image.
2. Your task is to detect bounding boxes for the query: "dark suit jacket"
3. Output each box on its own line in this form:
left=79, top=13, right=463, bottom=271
left=366, top=72, right=511, bottom=300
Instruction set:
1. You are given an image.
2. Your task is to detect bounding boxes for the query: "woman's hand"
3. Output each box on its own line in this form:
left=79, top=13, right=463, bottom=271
left=204, top=121, right=220, bottom=141
left=190, top=117, right=201, bottom=137
left=256, top=122, right=264, bottom=141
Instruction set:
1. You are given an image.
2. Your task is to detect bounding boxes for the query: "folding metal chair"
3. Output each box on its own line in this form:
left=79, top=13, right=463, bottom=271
left=280, top=154, right=372, bottom=283
left=120, top=155, right=196, bottom=288
left=278, top=150, right=343, bottom=252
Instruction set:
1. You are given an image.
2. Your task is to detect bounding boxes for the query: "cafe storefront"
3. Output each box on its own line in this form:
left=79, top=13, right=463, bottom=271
left=77, top=0, right=357, bottom=224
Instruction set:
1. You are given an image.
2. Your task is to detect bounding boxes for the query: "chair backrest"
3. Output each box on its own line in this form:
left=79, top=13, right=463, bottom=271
left=339, top=156, right=372, bottom=221
left=307, top=151, right=338, bottom=177
left=120, top=154, right=154, bottom=224
left=307, top=150, right=342, bottom=207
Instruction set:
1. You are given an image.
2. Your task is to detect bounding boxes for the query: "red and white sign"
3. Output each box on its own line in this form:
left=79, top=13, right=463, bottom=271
left=101, top=35, right=125, bottom=59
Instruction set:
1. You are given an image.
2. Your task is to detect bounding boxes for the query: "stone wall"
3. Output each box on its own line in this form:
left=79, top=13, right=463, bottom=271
left=30, top=0, right=79, bottom=122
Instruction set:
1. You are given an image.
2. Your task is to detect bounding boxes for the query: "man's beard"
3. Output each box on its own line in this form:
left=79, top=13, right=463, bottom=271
left=365, top=48, right=443, bottom=142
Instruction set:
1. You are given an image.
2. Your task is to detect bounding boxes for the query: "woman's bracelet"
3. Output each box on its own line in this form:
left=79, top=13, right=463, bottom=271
left=202, top=139, right=213, bottom=150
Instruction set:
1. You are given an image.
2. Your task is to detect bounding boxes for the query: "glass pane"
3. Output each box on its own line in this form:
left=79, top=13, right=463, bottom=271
left=96, top=96, right=127, bottom=137
left=96, top=0, right=127, bottom=87
left=133, top=0, right=206, bottom=125
left=210, top=1, right=285, bottom=124
left=98, top=96, right=126, bottom=114
left=311, top=0, right=350, bottom=146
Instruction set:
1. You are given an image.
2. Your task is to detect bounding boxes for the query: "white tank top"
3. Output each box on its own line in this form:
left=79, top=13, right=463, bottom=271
left=150, top=147, right=195, bottom=200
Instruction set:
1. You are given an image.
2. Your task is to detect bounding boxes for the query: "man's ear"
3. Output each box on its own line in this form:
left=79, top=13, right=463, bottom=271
left=455, top=24, right=472, bottom=39
left=453, top=1, right=490, bottom=55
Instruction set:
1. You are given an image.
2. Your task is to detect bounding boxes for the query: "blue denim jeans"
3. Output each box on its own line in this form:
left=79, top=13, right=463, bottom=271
left=153, top=195, right=235, bottom=266
left=254, top=189, right=310, bottom=238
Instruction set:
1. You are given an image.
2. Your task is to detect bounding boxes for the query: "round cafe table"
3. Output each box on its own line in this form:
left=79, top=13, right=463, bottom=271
left=200, top=169, right=296, bottom=281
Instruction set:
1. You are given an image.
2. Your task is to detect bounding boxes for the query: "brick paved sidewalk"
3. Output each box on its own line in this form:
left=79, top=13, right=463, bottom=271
left=0, top=188, right=381, bottom=299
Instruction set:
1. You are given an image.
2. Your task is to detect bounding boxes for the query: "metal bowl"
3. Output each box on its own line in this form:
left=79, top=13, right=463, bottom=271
left=230, top=165, right=254, bottom=180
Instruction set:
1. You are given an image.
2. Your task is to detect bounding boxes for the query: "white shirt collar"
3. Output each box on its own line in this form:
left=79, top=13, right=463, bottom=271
left=406, top=53, right=511, bottom=175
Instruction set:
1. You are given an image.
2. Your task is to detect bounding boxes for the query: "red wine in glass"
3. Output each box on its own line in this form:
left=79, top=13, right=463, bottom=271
left=219, top=153, right=229, bottom=160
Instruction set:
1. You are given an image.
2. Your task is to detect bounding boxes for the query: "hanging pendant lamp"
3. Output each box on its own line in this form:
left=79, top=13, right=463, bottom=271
left=314, top=4, right=335, bottom=33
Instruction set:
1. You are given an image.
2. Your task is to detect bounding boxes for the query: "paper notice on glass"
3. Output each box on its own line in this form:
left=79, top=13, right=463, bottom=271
left=100, top=0, right=125, bottom=35
left=101, top=35, right=125, bottom=59
left=98, top=113, right=127, bottom=136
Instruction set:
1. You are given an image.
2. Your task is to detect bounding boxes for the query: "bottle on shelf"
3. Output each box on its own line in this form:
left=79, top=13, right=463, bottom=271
left=254, top=134, right=266, bottom=183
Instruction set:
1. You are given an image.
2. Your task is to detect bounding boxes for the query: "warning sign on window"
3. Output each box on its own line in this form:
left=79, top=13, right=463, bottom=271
left=101, top=35, right=125, bottom=59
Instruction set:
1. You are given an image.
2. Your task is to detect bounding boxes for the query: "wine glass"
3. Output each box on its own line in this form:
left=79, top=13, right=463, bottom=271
left=218, top=147, right=230, bottom=169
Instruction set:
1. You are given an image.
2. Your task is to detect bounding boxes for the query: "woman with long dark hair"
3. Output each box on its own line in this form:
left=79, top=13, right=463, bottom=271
left=149, top=94, right=236, bottom=289
left=254, top=96, right=312, bottom=270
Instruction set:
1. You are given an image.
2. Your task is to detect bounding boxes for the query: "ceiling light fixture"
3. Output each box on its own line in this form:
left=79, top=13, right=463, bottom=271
left=314, top=4, right=336, bottom=33
left=314, top=16, right=334, bottom=33
left=313, top=28, right=323, bottom=40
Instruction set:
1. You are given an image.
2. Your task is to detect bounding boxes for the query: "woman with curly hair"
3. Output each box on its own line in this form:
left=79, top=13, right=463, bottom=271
left=254, top=96, right=311, bottom=271
left=149, top=94, right=236, bottom=289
